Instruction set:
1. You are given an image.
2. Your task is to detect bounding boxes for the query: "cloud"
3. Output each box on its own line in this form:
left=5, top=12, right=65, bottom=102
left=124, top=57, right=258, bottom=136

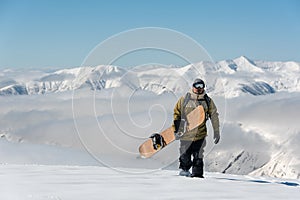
left=1, top=87, right=300, bottom=177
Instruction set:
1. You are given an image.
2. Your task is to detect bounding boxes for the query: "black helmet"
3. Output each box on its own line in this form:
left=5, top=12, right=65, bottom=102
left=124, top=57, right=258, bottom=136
left=192, top=78, right=205, bottom=89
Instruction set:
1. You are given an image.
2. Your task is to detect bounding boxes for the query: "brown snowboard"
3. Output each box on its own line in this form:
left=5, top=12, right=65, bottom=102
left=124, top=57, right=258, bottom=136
left=139, top=105, right=205, bottom=158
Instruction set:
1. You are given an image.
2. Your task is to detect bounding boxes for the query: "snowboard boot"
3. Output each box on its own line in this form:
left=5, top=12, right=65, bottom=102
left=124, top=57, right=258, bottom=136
left=191, top=158, right=204, bottom=178
left=191, top=173, right=204, bottom=178
left=179, top=170, right=191, bottom=177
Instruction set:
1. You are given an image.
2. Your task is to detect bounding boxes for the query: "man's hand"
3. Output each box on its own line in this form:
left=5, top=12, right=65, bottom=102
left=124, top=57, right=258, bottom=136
left=214, top=132, right=220, bottom=144
left=174, top=132, right=183, bottom=140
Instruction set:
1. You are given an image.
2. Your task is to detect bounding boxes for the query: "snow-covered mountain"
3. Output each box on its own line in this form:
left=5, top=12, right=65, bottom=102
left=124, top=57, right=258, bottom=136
left=1, top=56, right=300, bottom=97
left=1, top=56, right=300, bottom=180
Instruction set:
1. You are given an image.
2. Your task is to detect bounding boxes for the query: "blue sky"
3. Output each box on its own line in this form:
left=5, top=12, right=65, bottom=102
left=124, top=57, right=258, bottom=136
left=0, top=0, right=300, bottom=68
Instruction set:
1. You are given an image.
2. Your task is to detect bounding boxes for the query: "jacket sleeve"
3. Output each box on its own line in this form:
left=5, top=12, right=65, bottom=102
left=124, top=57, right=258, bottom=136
left=172, top=97, right=184, bottom=129
left=208, top=98, right=220, bottom=135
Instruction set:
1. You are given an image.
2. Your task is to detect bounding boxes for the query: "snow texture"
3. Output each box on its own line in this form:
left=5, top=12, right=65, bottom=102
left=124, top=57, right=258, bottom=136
left=0, top=165, right=299, bottom=200
left=0, top=56, right=300, bottom=199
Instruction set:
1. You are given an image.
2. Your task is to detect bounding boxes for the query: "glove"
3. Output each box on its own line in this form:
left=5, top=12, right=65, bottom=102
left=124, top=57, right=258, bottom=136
left=174, top=132, right=184, bottom=140
left=213, top=132, right=220, bottom=144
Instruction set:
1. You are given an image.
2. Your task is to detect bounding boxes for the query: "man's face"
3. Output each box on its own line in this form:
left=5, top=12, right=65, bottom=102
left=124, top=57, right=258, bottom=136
left=193, top=87, right=204, bottom=94
left=192, top=82, right=205, bottom=94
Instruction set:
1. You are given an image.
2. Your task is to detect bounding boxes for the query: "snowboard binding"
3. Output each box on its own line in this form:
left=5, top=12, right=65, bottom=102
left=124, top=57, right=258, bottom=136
left=150, top=133, right=167, bottom=150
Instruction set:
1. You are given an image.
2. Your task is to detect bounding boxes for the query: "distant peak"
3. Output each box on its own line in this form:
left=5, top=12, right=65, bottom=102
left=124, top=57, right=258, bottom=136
left=240, top=55, right=250, bottom=59
left=234, top=56, right=254, bottom=63
left=234, top=56, right=257, bottom=65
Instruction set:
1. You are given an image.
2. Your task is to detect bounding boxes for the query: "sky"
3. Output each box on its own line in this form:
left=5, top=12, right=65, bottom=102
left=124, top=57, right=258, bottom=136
left=0, top=0, right=300, bottom=68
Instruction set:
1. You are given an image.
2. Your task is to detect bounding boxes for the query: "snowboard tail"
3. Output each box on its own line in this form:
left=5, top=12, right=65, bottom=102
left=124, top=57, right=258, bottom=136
left=139, top=127, right=175, bottom=158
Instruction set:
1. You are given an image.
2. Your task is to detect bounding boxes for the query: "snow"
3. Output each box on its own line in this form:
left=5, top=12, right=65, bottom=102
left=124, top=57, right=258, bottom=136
left=1, top=165, right=299, bottom=200
left=233, top=56, right=264, bottom=73
left=1, top=56, right=300, bottom=97
left=1, top=90, right=300, bottom=178
left=1, top=56, right=300, bottom=199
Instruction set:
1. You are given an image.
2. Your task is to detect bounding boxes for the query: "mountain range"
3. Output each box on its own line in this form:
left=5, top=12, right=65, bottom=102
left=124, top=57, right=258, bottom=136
left=1, top=56, right=300, bottom=97
left=1, top=56, right=300, bottom=180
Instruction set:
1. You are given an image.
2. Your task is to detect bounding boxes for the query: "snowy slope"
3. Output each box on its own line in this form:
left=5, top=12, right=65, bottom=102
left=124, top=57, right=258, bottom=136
left=1, top=165, right=299, bottom=200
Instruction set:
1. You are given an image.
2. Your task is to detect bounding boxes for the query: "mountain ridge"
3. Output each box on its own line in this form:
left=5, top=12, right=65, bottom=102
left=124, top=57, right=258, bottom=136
left=1, top=56, right=300, bottom=97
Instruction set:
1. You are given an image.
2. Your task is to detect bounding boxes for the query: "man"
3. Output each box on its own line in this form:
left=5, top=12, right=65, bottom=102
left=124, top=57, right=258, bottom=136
left=173, top=78, right=220, bottom=178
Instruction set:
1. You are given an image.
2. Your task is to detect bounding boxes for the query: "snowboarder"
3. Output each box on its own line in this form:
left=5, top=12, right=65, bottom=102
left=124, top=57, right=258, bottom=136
left=173, top=78, right=220, bottom=178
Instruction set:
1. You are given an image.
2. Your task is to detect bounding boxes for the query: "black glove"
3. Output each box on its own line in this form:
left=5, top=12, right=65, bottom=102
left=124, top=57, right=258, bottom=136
left=214, top=132, right=220, bottom=144
left=174, top=119, right=186, bottom=140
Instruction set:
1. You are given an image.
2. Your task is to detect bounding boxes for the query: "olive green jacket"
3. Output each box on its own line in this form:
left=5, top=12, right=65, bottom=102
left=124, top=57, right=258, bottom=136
left=173, top=89, right=220, bottom=141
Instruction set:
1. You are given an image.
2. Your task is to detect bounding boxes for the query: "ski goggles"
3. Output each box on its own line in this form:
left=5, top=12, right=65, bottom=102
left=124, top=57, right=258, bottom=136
left=193, top=82, right=204, bottom=89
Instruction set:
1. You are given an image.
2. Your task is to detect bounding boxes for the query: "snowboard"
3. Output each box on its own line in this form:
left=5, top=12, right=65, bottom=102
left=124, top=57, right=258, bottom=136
left=139, top=105, right=205, bottom=158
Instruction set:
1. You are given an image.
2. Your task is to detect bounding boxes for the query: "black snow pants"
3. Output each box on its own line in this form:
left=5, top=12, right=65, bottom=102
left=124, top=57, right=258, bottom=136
left=179, top=138, right=206, bottom=176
